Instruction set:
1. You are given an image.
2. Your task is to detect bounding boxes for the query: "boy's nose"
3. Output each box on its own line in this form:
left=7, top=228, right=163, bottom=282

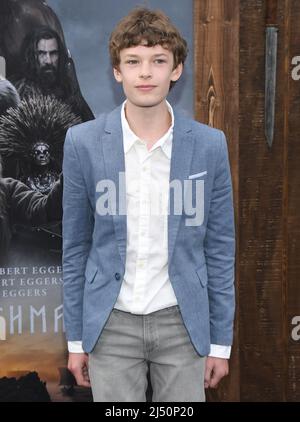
left=139, top=63, right=152, bottom=79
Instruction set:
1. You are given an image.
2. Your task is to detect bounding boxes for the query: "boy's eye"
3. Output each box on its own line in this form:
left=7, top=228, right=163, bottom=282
left=154, top=59, right=167, bottom=64
left=126, top=60, right=138, bottom=65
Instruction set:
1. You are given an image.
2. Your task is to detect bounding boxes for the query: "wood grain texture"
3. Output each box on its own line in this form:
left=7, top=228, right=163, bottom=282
left=266, top=0, right=279, bottom=26
left=239, top=0, right=287, bottom=402
left=194, top=0, right=240, bottom=402
left=286, top=0, right=300, bottom=402
left=195, top=0, right=300, bottom=401
left=238, top=0, right=300, bottom=402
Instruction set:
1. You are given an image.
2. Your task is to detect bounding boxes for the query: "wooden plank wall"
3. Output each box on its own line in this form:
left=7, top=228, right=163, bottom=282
left=239, top=0, right=300, bottom=401
left=194, top=0, right=240, bottom=401
left=194, top=0, right=300, bottom=401
left=239, top=0, right=286, bottom=401
left=286, top=0, right=300, bottom=402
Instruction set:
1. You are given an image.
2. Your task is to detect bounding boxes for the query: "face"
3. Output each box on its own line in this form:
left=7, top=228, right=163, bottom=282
left=31, top=142, right=50, bottom=166
left=113, top=44, right=182, bottom=109
left=37, top=38, right=59, bottom=69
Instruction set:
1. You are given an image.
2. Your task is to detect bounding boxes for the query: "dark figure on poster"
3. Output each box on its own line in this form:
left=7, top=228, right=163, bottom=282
left=0, top=93, right=81, bottom=187
left=0, top=155, right=62, bottom=262
left=0, top=0, right=93, bottom=122
left=0, top=0, right=65, bottom=77
left=0, top=80, right=75, bottom=259
left=12, top=27, right=94, bottom=122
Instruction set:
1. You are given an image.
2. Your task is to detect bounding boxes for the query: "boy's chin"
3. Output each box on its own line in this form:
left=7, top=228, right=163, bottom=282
left=128, top=98, right=166, bottom=109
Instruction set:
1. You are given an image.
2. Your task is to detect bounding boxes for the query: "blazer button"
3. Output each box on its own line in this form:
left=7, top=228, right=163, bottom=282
left=115, top=273, right=121, bottom=281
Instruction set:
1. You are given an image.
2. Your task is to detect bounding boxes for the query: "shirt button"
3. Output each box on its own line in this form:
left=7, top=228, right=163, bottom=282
left=115, top=273, right=121, bottom=281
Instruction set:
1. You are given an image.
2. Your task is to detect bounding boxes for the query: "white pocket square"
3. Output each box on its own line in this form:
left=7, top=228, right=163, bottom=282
left=188, top=171, right=207, bottom=180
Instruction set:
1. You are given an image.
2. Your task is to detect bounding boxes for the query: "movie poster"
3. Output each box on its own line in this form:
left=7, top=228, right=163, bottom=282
left=0, top=0, right=193, bottom=401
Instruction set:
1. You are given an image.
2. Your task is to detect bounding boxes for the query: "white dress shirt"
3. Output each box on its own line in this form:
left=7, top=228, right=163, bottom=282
left=114, top=101, right=177, bottom=314
left=68, top=101, right=231, bottom=359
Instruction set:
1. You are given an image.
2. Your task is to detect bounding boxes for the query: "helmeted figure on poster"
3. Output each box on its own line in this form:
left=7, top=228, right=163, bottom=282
left=0, top=81, right=79, bottom=259
left=0, top=94, right=81, bottom=191
left=26, top=141, right=57, bottom=194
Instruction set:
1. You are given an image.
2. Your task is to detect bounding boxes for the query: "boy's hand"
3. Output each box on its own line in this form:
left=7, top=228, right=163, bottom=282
left=68, top=352, right=91, bottom=387
left=204, top=357, right=229, bottom=389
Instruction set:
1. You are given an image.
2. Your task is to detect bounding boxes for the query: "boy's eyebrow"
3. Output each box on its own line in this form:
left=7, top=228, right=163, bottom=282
left=123, top=53, right=169, bottom=58
left=152, top=53, right=169, bottom=57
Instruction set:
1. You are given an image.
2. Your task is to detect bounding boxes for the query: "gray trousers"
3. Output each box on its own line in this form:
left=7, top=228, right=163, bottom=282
left=89, top=306, right=206, bottom=402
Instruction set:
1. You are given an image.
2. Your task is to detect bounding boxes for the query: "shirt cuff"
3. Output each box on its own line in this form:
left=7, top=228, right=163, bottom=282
left=68, top=341, right=84, bottom=353
left=209, top=344, right=231, bottom=359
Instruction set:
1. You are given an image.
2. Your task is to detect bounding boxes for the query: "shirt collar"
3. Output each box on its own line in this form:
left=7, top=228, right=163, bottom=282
left=121, top=100, right=174, bottom=160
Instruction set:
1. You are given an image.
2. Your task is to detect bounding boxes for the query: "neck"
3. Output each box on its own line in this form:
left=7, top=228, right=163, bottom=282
left=125, top=101, right=171, bottom=149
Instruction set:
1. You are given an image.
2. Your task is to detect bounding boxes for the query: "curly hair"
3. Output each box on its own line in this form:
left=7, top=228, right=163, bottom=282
left=109, top=7, right=188, bottom=70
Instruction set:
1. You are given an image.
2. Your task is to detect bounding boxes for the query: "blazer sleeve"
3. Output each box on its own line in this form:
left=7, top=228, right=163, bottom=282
left=62, top=127, right=94, bottom=342
left=204, top=131, right=236, bottom=346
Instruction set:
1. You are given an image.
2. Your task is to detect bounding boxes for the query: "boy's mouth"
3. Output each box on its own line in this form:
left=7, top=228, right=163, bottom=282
left=136, top=85, right=157, bottom=91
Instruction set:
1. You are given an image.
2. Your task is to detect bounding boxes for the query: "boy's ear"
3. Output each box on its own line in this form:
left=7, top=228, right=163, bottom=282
left=113, top=67, right=122, bottom=83
left=171, top=63, right=183, bottom=82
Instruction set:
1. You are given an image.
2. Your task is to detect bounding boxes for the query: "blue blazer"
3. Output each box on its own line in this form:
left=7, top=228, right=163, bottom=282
left=62, top=105, right=235, bottom=356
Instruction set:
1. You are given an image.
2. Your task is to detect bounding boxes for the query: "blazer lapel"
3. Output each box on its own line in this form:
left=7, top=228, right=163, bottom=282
left=101, top=106, right=127, bottom=265
left=168, top=112, right=195, bottom=264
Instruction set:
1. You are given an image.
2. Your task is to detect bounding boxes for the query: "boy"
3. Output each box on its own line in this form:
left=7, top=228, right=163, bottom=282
left=63, top=8, right=235, bottom=402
